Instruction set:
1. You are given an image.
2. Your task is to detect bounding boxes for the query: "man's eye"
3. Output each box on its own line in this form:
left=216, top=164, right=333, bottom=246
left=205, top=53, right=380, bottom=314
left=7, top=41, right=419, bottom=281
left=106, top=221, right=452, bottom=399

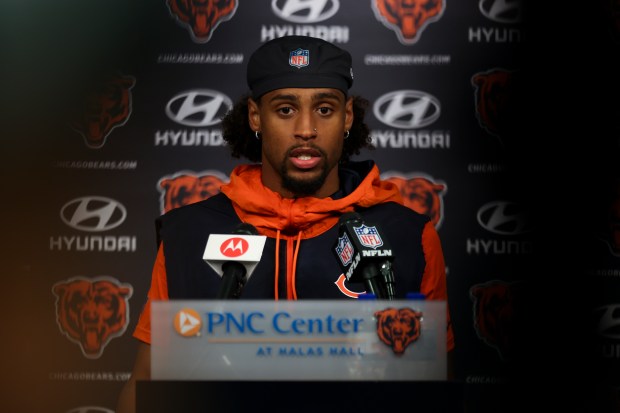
left=318, top=107, right=332, bottom=115
left=278, top=107, right=293, bottom=115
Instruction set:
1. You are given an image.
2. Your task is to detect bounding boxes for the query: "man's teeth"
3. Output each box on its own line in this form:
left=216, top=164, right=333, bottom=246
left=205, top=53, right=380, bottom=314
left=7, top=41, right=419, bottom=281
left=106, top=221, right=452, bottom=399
left=297, top=154, right=312, bottom=160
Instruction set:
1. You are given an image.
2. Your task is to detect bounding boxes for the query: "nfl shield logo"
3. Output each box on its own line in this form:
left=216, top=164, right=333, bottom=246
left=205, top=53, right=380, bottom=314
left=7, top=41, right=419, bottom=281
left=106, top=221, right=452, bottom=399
left=289, top=48, right=309, bottom=68
left=335, top=232, right=354, bottom=266
left=354, top=224, right=383, bottom=249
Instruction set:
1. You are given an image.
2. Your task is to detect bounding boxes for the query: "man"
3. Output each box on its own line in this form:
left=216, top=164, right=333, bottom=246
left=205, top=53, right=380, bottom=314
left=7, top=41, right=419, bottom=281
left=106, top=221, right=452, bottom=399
left=116, top=35, right=454, bottom=413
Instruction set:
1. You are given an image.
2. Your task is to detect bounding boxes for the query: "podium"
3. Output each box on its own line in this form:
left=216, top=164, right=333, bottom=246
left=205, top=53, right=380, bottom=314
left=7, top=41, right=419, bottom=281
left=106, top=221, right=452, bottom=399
left=136, top=299, right=463, bottom=411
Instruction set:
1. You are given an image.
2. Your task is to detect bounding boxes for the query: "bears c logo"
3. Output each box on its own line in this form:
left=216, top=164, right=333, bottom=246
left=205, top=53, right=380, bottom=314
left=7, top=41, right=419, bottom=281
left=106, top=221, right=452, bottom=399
left=174, top=308, right=202, bottom=337
left=374, top=307, right=422, bottom=355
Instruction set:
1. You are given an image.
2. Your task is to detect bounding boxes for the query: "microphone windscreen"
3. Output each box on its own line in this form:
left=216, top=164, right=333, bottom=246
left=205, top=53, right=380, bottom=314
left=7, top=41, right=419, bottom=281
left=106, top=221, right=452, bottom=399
left=234, top=222, right=259, bottom=235
left=338, top=211, right=363, bottom=226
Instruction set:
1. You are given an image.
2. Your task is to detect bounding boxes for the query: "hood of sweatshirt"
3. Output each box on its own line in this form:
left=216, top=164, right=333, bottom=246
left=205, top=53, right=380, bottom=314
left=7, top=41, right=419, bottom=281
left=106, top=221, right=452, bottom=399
left=220, top=160, right=403, bottom=239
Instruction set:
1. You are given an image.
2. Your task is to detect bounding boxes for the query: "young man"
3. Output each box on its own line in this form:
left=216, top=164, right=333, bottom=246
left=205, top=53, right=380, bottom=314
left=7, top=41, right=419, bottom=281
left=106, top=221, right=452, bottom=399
left=116, top=35, right=454, bottom=413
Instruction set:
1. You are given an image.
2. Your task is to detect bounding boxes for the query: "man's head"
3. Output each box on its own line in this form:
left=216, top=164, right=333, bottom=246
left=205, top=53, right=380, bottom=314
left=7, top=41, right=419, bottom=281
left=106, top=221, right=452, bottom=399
left=221, top=36, right=373, bottom=198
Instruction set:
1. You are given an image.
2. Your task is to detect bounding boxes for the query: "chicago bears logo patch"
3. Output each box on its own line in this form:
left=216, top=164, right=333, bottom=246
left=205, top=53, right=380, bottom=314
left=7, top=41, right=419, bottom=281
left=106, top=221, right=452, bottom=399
left=375, top=307, right=422, bottom=355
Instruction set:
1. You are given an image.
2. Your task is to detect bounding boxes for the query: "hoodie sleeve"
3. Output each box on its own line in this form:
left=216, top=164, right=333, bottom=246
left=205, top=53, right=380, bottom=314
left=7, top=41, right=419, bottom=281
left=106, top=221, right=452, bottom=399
left=133, top=244, right=169, bottom=344
left=419, top=221, right=455, bottom=351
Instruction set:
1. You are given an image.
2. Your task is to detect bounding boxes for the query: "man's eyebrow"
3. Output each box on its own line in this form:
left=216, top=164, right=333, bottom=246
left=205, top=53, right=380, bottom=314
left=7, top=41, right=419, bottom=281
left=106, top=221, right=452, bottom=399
left=268, top=93, right=299, bottom=103
left=267, top=91, right=343, bottom=104
left=312, top=92, right=342, bottom=102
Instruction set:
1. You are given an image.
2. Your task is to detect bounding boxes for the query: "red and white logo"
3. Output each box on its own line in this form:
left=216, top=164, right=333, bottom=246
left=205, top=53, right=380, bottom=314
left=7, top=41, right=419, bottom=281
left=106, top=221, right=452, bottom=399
left=220, top=237, right=249, bottom=257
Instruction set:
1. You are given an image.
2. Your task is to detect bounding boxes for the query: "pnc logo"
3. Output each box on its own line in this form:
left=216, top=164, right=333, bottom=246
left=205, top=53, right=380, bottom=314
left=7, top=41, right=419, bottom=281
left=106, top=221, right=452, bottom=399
left=165, top=90, right=233, bottom=127
left=271, top=0, right=339, bottom=23
left=220, top=237, right=249, bottom=257
left=60, top=196, right=127, bottom=232
left=373, top=90, right=441, bottom=129
left=477, top=201, right=531, bottom=235
left=479, top=0, right=521, bottom=24
left=174, top=308, right=202, bottom=337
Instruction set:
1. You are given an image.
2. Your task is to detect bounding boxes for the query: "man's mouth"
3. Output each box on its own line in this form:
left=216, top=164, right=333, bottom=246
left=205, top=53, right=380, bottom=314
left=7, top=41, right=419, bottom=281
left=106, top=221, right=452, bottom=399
left=289, top=147, right=322, bottom=169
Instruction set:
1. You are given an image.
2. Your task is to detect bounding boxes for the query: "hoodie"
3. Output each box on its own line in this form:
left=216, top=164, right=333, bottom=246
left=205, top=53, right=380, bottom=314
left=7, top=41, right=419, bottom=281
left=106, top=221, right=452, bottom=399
left=133, top=161, right=453, bottom=350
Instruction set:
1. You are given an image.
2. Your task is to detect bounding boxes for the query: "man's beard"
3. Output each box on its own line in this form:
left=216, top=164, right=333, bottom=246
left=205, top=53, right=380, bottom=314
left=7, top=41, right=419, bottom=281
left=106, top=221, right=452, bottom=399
left=280, top=162, right=329, bottom=197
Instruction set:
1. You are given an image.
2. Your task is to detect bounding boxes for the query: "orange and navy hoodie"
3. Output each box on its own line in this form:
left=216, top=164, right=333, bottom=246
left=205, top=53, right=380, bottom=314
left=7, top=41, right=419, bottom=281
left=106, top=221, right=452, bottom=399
left=134, top=160, right=454, bottom=350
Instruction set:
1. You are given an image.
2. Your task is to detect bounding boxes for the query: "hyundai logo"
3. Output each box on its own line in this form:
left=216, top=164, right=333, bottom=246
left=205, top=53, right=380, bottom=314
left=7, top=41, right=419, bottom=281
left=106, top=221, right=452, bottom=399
left=477, top=201, right=531, bottom=235
left=373, top=90, right=441, bottom=129
left=166, top=90, right=232, bottom=127
left=272, top=0, right=339, bottom=23
left=60, top=196, right=127, bottom=232
left=479, top=0, right=522, bottom=24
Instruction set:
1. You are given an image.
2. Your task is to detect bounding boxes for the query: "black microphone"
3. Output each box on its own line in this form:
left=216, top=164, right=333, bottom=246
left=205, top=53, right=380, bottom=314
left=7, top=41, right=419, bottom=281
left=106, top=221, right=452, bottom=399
left=203, top=223, right=266, bottom=299
left=333, top=212, right=396, bottom=300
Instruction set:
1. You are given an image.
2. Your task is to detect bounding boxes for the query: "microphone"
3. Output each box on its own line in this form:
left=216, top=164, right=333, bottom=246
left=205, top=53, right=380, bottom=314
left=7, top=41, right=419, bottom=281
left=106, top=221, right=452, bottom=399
left=203, top=223, right=267, bottom=299
left=333, top=212, right=396, bottom=300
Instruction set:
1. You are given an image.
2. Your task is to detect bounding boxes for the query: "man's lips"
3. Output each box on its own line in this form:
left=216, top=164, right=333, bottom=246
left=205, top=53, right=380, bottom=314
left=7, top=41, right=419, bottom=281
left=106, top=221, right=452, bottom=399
left=289, top=147, right=322, bottom=169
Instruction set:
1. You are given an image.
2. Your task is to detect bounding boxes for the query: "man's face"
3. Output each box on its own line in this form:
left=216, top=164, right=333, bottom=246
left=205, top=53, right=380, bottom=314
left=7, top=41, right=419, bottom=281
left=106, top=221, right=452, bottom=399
left=248, top=88, right=353, bottom=198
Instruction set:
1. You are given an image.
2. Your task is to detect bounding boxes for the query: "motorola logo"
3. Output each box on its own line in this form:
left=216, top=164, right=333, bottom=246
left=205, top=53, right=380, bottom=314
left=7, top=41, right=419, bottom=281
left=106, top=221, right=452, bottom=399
left=373, top=90, right=441, bottom=129
left=220, top=237, right=249, bottom=257
left=271, top=0, right=339, bottom=23
left=595, top=304, right=620, bottom=340
left=479, top=0, right=521, bottom=24
left=60, top=196, right=127, bottom=232
left=476, top=201, right=531, bottom=235
left=165, top=90, right=232, bottom=127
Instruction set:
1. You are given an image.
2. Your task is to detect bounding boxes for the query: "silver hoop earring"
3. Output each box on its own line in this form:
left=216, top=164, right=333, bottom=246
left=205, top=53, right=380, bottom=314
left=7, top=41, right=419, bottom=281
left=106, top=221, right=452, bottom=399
left=255, top=131, right=261, bottom=140
left=344, top=130, right=350, bottom=139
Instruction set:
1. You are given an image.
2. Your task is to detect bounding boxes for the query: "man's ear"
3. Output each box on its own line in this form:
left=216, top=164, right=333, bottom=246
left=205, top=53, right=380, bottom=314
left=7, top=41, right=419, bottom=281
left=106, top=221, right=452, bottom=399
left=344, top=96, right=354, bottom=131
left=248, top=97, right=261, bottom=132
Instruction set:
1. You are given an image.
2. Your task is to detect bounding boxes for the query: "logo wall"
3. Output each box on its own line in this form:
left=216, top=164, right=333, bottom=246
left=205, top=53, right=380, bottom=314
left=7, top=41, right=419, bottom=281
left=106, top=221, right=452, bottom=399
left=69, top=73, right=135, bottom=149
left=51, top=196, right=136, bottom=252
left=53, top=276, right=133, bottom=359
left=265, top=0, right=348, bottom=43
left=371, top=0, right=445, bottom=44
left=167, top=0, right=238, bottom=43
left=381, top=172, right=447, bottom=228
left=372, top=90, right=450, bottom=149
left=157, top=170, right=229, bottom=214
left=467, top=200, right=532, bottom=255
left=470, top=279, right=523, bottom=360
left=156, top=89, right=232, bottom=147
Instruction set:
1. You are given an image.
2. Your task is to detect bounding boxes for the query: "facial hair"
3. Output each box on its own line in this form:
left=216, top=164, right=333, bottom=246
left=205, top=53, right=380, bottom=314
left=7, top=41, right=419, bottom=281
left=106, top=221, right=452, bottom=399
left=280, top=147, right=330, bottom=197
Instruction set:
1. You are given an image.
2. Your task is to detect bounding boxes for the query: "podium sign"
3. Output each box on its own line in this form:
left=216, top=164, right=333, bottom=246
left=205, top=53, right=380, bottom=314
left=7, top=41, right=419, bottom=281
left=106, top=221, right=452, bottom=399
left=151, top=300, right=446, bottom=381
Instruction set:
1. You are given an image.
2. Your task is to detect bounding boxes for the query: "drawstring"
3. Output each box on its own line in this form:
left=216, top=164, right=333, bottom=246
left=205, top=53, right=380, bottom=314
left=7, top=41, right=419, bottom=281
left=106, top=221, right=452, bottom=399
left=274, top=230, right=281, bottom=300
left=274, top=229, right=302, bottom=300
left=287, top=231, right=302, bottom=299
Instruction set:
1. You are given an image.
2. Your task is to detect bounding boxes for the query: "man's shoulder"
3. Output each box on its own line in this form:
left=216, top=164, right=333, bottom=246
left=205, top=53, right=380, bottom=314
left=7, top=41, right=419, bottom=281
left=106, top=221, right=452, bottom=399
left=158, top=193, right=237, bottom=226
left=362, top=201, right=431, bottom=226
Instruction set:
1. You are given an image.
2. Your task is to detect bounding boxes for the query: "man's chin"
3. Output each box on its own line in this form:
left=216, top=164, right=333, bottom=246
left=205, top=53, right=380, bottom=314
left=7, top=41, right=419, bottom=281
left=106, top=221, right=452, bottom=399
left=282, top=173, right=325, bottom=196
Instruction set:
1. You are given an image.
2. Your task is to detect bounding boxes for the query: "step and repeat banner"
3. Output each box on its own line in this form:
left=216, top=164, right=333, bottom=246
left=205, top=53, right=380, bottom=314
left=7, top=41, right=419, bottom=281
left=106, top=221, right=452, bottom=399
left=3, top=0, right=619, bottom=412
